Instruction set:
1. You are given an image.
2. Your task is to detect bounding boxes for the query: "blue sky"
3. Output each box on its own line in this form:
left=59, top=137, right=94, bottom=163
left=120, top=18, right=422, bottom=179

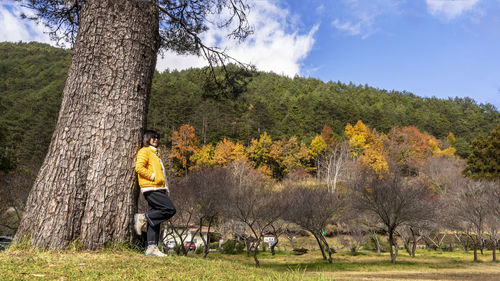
left=1, top=0, right=499, bottom=109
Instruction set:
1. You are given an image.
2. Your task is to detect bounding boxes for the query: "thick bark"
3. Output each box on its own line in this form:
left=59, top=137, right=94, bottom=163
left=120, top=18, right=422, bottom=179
left=15, top=0, right=159, bottom=250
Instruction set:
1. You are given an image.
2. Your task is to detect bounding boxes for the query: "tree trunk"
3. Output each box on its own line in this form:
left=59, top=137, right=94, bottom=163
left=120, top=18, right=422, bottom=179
left=270, top=235, right=278, bottom=256
left=493, top=240, right=497, bottom=262
left=15, top=0, right=159, bottom=250
left=252, top=240, right=261, bottom=267
left=313, top=233, right=327, bottom=260
left=319, top=234, right=333, bottom=264
left=245, top=238, right=251, bottom=257
left=473, top=245, right=478, bottom=261
left=411, top=237, right=417, bottom=258
left=287, top=233, right=294, bottom=249
left=389, top=231, right=397, bottom=264
left=372, top=234, right=381, bottom=256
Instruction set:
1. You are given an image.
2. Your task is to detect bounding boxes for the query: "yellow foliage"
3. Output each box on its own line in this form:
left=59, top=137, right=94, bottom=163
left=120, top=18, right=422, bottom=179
left=345, top=120, right=378, bottom=157
left=447, top=132, right=456, bottom=146
left=309, top=135, right=327, bottom=158
left=360, top=148, right=389, bottom=177
left=246, top=132, right=273, bottom=164
left=345, top=120, right=388, bottom=177
left=190, top=144, right=215, bottom=170
left=213, top=138, right=247, bottom=167
left=428, top=138, right=456, bottom=157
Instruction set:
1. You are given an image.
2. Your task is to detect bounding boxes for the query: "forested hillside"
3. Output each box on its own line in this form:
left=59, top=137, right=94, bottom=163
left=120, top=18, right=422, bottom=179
left=1, top=41, right=499, bottom=170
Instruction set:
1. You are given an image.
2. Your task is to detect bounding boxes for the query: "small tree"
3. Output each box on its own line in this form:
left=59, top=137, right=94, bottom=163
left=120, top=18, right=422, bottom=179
left=283, top=182, right=345, bottom=263
left=183, top=167, right=232, bottom=258
left=447, top=179, right=496, bottom=261
left=486, top=182, right=500, bottom=261
left=225, top=161, right=282, bottom=267
left=167, top=178, right=198, bottom=256
left=350, top=171, right=435, bottom=263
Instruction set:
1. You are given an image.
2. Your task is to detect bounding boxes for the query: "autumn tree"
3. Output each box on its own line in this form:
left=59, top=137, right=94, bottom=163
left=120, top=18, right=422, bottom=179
left=15, top=0, right=251, bottom=250
left=170, top=124, right=199, bottom=174
left=320, top=124, right=337, bottom=148
left=190, top=144, right=216, bottom=170
left=386, top=126, right=434, bottom=176
left=270, top=137, right=311, bottom=179
left=213, top=138, right=247, bottom=167
left=246, top=132, right=273, bottom=177
left=345, top=120, right=388, bottom=176
left=309, top=135, right=327, bottom=177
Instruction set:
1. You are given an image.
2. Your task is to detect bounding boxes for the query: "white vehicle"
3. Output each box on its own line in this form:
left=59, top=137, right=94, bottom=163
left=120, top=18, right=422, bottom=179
left=166, top=240, right=176, bottom=249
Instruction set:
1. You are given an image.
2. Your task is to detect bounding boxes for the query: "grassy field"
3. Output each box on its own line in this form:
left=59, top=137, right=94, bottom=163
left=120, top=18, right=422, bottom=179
left=1, top=246, right=499, bottom=280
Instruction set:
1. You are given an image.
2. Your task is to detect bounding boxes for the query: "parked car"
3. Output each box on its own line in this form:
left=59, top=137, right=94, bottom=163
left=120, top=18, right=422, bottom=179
left=184, top=240, right=196, bottom=251
left=166, top=240, right=176, bottom=249
left=0, top=236, right=12, bottom=251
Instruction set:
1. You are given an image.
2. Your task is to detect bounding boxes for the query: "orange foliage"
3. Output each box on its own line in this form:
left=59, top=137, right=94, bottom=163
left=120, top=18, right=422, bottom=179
left=213, top=138, right=247, bottom=167
left=169, top=124, right=199, bottom=172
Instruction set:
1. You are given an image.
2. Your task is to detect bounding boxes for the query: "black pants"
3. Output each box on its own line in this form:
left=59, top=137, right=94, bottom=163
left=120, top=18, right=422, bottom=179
left=144, top=190, right=176, bottom=246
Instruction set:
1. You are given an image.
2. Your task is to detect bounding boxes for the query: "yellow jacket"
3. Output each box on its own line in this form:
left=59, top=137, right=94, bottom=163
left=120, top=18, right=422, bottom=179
left=135, top=146, right=166, bottom=189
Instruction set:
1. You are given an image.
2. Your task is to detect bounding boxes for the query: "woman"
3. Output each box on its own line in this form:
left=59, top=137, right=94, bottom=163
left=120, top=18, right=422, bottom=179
left=134, top=130, right=176, bottom=257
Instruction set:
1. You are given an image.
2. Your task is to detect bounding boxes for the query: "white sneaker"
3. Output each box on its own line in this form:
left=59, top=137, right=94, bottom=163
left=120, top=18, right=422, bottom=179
left=134, top=213, right=146, bottom=235
left=145, top=245, right=167, bottom=257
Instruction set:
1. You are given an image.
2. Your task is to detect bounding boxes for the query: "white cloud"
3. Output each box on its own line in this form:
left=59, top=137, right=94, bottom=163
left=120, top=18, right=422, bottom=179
left=332, top=19, right=362, bottom=37
left=426, top=0, right=480, bottom=20
left=0, top=3, right=52, bottom=44
left=331, top=0, right=402, bottom=38
left=1, top=1, right=318, bottom=77
left=157, top=0, right=319, bottom=77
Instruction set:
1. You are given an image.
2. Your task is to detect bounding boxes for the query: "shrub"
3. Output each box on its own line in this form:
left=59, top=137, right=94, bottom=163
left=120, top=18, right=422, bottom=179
left=221, top=239, right=236, bottom=254
left=235, top=241, right=245, bottom=253
left=292, top=248, right=308, bottom=255
left=210, top=242, right=219, bottom=249
left=363, top=234, right=389, bottom=252
left=195, top=245, right=203, bottom=255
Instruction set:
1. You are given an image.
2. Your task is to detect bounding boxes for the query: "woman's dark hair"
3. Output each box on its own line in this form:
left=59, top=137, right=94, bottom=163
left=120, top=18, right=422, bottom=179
left=142, top=130, right=160, bottom=147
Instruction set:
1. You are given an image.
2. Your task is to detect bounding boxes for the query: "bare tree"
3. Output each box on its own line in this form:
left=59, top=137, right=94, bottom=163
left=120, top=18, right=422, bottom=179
left=446, top=179, right=491, bottom=261
left=350, top=171, right=436, bottom=263
left=167, top=178, right=197, bottom=256
left=396, top=224, right=427, bottom=257
left=15, top=0, right=252, bottom=250
left=183, top=167, right=232, bottom=258
left=282, top=222, right=303, bottom=250
left=283, top=182, right=345, bottom=263
left=320, top=142, right=350, bottom=193
left=225, top=161, right=282, bottom=267
left=486, top=182, right=500, bottom=261
left=338, top=222, right=367, bottom=256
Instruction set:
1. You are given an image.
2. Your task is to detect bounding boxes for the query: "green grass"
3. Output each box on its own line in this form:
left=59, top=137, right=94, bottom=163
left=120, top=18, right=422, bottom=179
left=1, top=246, right=499, bottom=281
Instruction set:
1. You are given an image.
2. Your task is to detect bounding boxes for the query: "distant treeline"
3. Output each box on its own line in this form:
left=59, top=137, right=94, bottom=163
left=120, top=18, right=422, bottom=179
left=1, top=41, right=499, bottom=171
